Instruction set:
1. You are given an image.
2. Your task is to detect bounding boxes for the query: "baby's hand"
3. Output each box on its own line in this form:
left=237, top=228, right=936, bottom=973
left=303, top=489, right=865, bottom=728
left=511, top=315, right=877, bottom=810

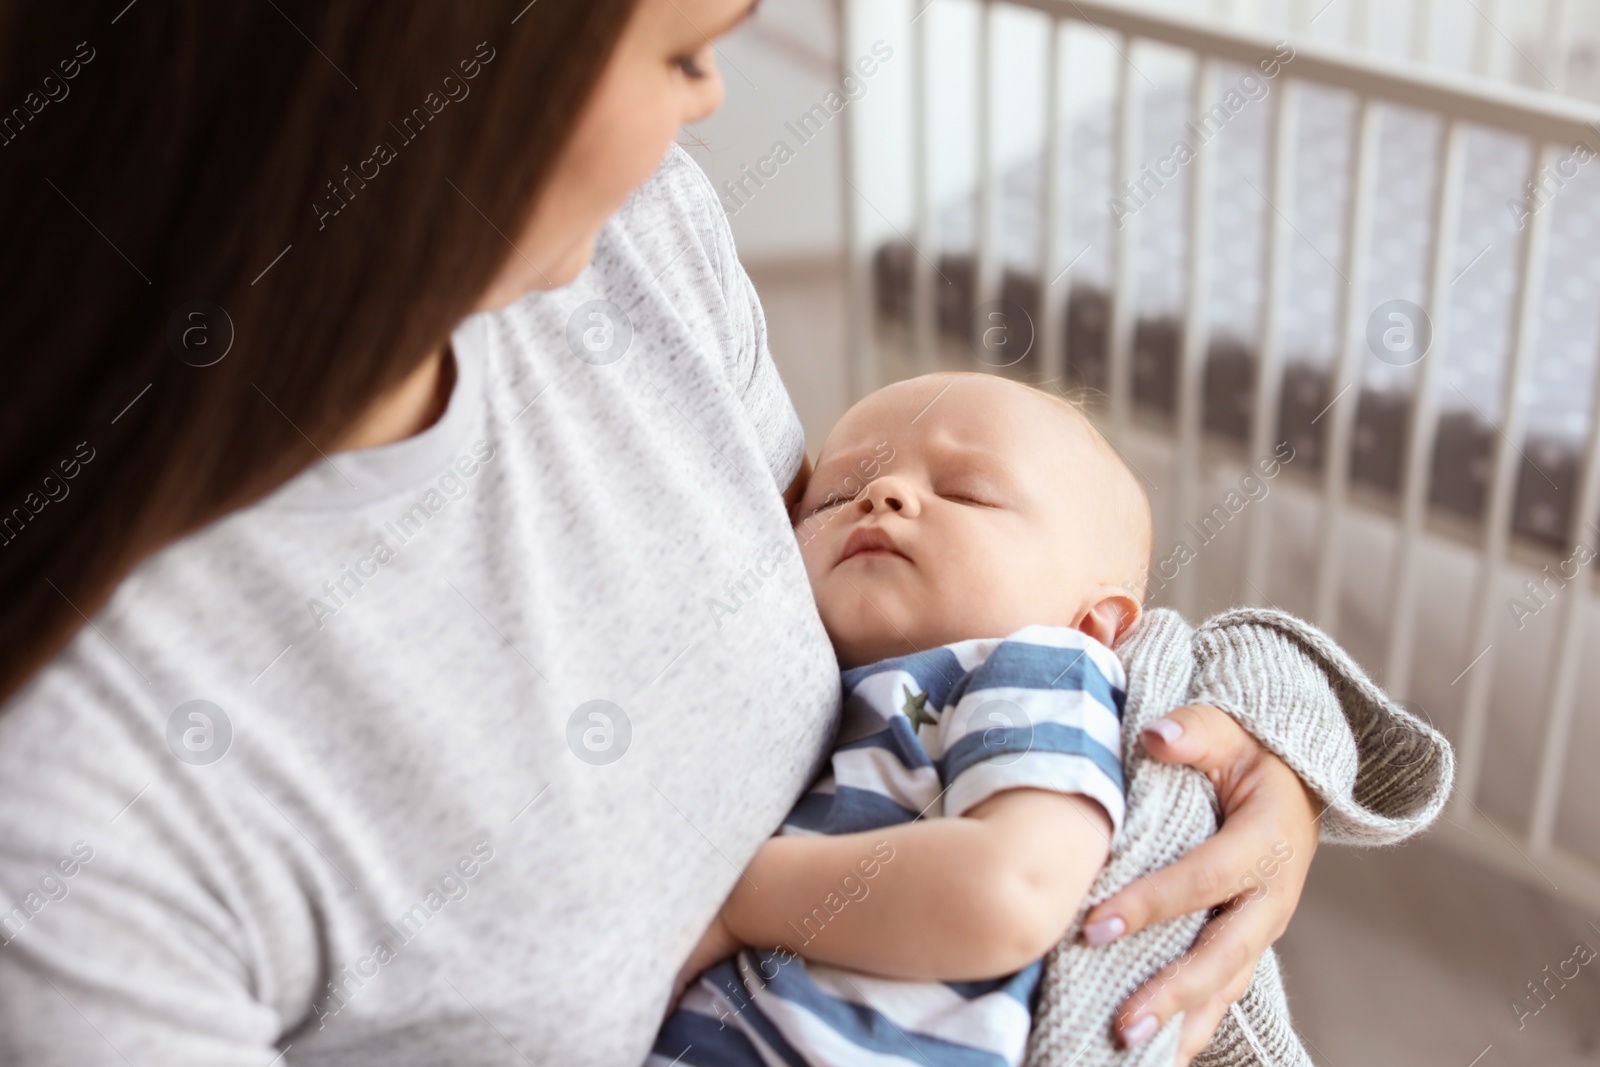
left=669, top=911, right=742, bottom=1010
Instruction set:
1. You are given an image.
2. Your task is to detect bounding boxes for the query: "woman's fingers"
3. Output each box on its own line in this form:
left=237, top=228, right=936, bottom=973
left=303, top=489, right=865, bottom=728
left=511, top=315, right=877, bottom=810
left=1083, top=807, right=1275, bottom=940
left=1114, top=896, right=1275, bottom=1049
left=1083, top=705, right=1305, bottom=941
left=1134, top=703, right=1261, bottom=788
left=1173, top=995, right=1233, bottom=1067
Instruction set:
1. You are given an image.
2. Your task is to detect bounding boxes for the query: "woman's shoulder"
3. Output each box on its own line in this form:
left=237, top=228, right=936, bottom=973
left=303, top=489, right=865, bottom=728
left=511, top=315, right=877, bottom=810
left=620, top=142, right=725, bottom=238
left=483, top=141, right=801, bottom=481
left=505, top=140, right=787, bottom=419
left=601, top=142, right=737, bottom=300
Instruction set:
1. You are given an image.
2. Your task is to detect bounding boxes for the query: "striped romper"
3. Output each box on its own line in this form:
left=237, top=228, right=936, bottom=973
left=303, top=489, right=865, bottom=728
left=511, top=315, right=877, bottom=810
left=651, top=624, right=1127, bottom=1067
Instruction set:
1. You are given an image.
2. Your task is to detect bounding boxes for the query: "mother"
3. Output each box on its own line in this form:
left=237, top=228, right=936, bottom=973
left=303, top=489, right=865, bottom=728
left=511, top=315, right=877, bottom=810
left=0, top=2, right=1444, bottom=1065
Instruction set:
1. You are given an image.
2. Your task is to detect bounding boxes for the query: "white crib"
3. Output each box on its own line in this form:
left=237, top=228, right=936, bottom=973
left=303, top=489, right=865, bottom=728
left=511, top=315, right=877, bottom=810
left=835, top=0, right=1600, bottom=914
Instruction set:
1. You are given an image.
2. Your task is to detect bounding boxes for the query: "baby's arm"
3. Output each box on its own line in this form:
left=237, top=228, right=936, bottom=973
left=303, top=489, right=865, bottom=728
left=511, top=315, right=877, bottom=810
left=719, top=787, right=1111, bottom=982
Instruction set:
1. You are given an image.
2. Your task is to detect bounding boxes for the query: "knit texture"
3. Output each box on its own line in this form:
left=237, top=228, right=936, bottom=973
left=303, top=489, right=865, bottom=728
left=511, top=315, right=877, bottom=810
left=1025, top=607, right=1456, bottom=1067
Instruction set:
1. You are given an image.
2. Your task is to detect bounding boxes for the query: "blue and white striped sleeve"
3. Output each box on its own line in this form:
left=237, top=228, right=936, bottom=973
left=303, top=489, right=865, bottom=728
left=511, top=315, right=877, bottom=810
left=938, top=625, right=1127, bottom=833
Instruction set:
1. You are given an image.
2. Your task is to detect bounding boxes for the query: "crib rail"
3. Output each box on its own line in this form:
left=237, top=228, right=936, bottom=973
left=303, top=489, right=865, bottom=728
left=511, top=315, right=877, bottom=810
left=1226, top=0, right=1584, bottom=95
left=1267, top=0, right=1580, bottom=94
left=838, top=0, right=1600, bottom=911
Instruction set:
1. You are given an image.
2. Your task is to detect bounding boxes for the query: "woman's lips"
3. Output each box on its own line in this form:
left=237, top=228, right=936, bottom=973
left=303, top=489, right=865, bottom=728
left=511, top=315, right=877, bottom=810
left=838, top=526, right=910, bottom=565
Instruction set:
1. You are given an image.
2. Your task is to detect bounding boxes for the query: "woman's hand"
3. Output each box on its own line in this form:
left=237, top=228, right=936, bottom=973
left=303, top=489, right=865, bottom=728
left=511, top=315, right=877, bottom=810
left=669, top=910, right=743, bottom=1010
left=1079, top=704, right=1322, bottom=1064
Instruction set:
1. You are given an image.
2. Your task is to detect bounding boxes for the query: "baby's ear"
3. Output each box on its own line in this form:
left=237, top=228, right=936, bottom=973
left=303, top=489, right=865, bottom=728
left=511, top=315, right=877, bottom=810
left=1077, top=591, right=1141, bottom=648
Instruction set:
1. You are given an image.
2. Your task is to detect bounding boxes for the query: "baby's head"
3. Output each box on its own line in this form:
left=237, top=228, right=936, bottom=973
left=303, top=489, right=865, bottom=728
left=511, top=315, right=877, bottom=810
left=793, top=372, right=1152, bottom=669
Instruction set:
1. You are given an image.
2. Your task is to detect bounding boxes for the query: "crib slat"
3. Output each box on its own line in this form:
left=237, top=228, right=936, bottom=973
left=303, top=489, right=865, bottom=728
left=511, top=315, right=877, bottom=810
left=974, top=0, right=999, bottom=360
left=1347, top=0, right=1370, bottom=51
left=911, top=1, right=937, bottom=375
left=1108, top=37, right=1142, bottom=444
left=1239, top=79, right=1299, bottom=607
left=1312, top=95, right=1382, bottom=632
left=1455, top=142, right=1561, bottom=813
left=1527, top=337, right=1600, bottom=852
left=1384, top=118, right=1466, bottom=700
left=1289, top=0, right=1311, bottom=35
left=1409, top=0, right=1434, bottom=65
left=1543, top=0, right=1573, bottom=95
left=1037, top=18, right=1067, bottom=385
left=1472, top=0, right=1502, bottom=80
left=838, top=0, right=875, bottom=402
left=1173, top=58, right=1217, bottom=618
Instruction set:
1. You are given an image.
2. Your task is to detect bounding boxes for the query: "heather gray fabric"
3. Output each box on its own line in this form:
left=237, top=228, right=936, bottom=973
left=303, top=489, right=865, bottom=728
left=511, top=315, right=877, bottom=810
left=0, top=143, right=839, bottom=1067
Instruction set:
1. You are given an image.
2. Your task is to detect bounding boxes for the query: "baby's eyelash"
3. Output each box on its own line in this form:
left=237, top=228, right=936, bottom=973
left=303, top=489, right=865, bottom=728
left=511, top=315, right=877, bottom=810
left=675, top=53, right=708, bottom=79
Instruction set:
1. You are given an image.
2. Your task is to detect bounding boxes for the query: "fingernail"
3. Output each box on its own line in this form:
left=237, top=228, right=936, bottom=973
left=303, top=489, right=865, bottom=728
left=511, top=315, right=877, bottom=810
left=1082, top=916, right=1126, bottom=946
left=1143, top=717, right=1184, bottom=745
left=1121, top=1014, right=1159, bottom=1047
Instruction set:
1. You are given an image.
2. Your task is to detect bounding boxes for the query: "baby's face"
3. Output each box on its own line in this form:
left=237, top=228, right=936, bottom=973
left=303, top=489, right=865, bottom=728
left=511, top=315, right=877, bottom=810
left=794, top=374, right=1150, bottom=669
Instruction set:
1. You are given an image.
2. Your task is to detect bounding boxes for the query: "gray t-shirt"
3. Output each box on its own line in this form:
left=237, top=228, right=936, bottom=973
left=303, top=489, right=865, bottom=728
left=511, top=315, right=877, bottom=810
left=0, top=143, right=841, bottom=1066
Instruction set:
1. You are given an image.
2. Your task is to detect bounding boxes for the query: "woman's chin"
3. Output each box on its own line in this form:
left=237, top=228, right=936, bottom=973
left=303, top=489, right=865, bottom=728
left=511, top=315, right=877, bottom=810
left=543, top=233, right=598, bottom=289
left=474, top=233, right=598, bottom=312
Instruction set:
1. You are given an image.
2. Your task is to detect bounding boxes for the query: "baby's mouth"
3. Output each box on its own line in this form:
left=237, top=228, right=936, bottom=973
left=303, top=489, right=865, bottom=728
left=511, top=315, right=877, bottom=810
left=838, top=525, right=910, bottom=565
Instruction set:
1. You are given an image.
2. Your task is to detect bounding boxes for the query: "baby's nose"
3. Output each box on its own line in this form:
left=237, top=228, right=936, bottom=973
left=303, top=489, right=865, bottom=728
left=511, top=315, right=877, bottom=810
left=863, top=477, right=916, bottom=515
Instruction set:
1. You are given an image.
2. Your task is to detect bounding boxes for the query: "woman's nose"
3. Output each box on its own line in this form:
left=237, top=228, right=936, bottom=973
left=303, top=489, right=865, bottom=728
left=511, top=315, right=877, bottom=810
left=862, top=476, right=919, bottom=517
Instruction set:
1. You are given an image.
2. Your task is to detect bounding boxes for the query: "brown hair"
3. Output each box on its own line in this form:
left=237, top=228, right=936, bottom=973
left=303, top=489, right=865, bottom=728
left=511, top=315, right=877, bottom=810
left=0, top=0, right=639, bottom=702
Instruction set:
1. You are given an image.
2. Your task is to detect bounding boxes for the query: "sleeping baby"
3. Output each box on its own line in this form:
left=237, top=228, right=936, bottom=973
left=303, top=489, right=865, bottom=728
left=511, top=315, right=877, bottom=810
left=651, top=370, right=1154, bottom=1066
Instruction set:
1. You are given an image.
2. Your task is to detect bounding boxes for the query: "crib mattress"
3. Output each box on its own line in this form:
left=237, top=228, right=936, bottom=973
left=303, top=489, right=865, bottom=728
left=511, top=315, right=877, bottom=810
left=871, top=75, right=1600, bottom=550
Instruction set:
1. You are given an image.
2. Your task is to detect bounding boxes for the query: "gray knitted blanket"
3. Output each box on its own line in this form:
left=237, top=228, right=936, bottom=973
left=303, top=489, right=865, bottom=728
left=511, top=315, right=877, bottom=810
left=1025, top=607, right=1456, bottom=1067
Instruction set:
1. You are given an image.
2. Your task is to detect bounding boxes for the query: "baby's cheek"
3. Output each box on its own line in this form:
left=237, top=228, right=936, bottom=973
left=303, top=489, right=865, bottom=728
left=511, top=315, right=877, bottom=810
left=795, top=533, right=830, bottom=586
left=950, top=556, right=1044, bottom=632
left=809, top=579, right=884, bottom=665
left=810, top=580, right=846, bottom=634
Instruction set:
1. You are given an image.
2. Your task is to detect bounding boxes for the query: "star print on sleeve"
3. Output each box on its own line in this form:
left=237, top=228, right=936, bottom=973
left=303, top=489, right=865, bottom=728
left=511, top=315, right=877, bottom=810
left=901, top=684, right=937, bottom=731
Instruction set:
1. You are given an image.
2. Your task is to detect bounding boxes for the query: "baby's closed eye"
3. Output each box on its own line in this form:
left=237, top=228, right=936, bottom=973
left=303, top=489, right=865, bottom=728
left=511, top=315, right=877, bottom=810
left=934, top=481, right=1001, bottom=507
left=803, top=494, right=854, bottom=518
